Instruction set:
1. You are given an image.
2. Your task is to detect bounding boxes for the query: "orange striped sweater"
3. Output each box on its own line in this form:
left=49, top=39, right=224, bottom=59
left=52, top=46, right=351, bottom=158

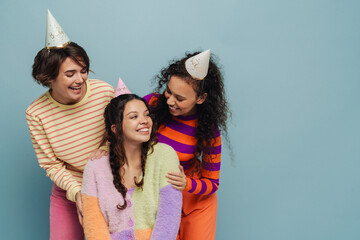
left=144, top=93, right=221, bottom=195
left=26, top=79, right=114, bottom=202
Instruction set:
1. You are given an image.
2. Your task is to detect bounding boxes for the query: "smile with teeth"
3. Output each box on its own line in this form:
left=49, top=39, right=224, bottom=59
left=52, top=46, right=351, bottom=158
left=137, top=128, right=150, bottom=132
left=69, top=86, right=81, bottom=90
left=169, top=105, right=178, bottom=110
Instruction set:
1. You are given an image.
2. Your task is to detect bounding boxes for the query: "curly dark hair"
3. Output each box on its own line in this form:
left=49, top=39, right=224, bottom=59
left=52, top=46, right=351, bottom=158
left=152, top=51, right=230, bottom=164
left=104, top=94, right=157, bottom=210
left=32, top=42, right=89, bottom=87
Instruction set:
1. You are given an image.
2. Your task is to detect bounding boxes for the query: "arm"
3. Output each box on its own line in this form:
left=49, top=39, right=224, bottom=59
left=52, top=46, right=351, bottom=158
left=82, top=160, right=111, bottom=240
left=26, top=112, right=81, bottom=202
left=151, top=145, right=182, bottom=240
left=184, top=131, right=221, bottom=195
left=151, top=185, right=182, bottom=240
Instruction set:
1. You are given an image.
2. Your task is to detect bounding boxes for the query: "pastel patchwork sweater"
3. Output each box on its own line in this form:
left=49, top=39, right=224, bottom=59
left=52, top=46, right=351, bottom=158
left=82, top=143, right=182, bottom=240
left=26, top=79, right=114, bottom=201
left=144, top=93, right=222, bottom=196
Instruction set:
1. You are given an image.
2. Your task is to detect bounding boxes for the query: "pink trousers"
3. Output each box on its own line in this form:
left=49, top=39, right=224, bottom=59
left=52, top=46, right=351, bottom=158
left=49, top=184, right=84, bottom=240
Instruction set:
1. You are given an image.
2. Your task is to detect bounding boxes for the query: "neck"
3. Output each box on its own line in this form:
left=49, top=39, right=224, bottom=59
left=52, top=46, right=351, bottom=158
left=123, top=141, right=142, bottom=167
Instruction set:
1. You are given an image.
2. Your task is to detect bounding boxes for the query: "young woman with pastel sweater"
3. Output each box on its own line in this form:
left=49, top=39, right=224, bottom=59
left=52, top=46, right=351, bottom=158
left=81, top=94, right=182, bottom=240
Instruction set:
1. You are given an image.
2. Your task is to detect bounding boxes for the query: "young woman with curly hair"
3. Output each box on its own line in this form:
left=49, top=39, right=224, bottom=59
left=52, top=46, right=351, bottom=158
left=82, top=94, right=182, bottom=240
left=143, top=50, right=230, bottom=240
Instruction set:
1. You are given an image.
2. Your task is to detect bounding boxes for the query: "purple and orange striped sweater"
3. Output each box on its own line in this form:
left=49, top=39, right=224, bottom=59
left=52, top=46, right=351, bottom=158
left=144, top=93, right=221, bottom=196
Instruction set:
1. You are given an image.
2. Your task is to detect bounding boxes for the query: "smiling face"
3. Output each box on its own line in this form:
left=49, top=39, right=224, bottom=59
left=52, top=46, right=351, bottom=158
left=49, top=57, right=88, bottom=105
left=121, top=99, right=153, bottom=145
left=164, top=75, right=206, bottom=117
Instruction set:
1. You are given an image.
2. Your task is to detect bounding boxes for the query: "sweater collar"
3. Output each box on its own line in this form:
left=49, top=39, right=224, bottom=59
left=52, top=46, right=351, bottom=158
left=173, top=114, right=198, bottom=121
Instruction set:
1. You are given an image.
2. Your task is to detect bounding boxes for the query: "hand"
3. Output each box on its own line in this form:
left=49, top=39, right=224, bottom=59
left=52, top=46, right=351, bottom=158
left=166, top=165, right=186, bottom=191
left=75, top=192, right=83, bottom=226
left=89, top=149, right=108, bottom=160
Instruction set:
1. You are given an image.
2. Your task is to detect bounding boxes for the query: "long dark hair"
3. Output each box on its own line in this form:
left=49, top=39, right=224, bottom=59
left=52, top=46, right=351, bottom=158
left=152, top=51, right=230, bottom=163
left=104, top=94, right=157, bottom=210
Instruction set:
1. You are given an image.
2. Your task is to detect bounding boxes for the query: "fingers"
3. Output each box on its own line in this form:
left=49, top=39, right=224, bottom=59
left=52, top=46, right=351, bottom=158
left=75, top=192, right=83, bottom=226
left=88, top=151, right=96, bottom=160
left=167, top=179, right=185, bottom=190
left=77, top=208, right=83, bottom=226
left=170, top=185, right=185, bottom=191
left=178, top=165, right=184, bottom=173
left=166, top=172, right=185, bottom=182
left=89, top=150, right=109, bottom=161
left=95, top=150, right=104, bottom=159
left=167, top=170, right=187, bottom=191
left=166, top=172, right=183, bottom=178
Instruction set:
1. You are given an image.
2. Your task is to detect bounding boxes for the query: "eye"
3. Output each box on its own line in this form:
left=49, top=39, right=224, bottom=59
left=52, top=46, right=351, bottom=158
left=130, top=115, right=137, bottom=119
left=166, top=87, right=171, bottom=94
left=176, top=97, right=184, bottom=102
left=66, top=73, right=74, bottom=77
left=81, top=68, right=88, bottom=74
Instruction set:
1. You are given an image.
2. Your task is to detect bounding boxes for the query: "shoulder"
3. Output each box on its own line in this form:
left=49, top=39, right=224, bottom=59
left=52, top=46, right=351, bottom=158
left=25, top=92, right=48, bottom=115
left=88, top=79, right=115, bottom=95
left=149, top=143, right=179, bottom=166
left=88, top=79, right=113, bottom=88
left=84, top=155, right=110, bottom=173
left=25, top=92, right=49, bottom=117
left=153, top=142, right=175, bottom=153
left=143, top=93, right=159, bottom=105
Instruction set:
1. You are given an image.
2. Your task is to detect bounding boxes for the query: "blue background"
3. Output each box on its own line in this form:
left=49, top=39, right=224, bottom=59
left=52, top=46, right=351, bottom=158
left=1, top=0, right=360, bottom=239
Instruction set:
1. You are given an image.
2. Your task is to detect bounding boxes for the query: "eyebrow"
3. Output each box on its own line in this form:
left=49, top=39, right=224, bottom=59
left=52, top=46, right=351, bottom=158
left=167, top=86, right=185, bottom=99
left=126, top=111, right=138, bottom=116
left=64, top=67, right=87, bottom=73
left=126, top=110, right=149, bottom=116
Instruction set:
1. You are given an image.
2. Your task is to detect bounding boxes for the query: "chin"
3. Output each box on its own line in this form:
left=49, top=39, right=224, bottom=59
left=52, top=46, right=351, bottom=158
left=169, top=111, right=181, bottom=117
left=137, top=136, right=151, bottom=143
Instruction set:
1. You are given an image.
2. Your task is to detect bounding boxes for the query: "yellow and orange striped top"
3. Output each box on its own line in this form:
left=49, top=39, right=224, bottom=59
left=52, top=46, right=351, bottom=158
left=26, top=79, right=114, bottom=202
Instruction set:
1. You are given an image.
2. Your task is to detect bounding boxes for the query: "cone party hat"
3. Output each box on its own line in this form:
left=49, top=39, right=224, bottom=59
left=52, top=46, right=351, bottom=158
left=115, top=77, right=131, bottom=97
left=45, top=10, right=71, bottom=49
left=185, top=49, right=211, bottom=80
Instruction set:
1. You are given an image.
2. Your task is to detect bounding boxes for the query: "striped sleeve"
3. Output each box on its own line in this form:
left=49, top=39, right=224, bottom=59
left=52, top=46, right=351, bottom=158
left=26, top=112, right=81, bottom=202
left=184, top=131, right=221, bottom=195
left=82, top=160, right=111, bottom=240
left=143, top=93, right=159, bottom=106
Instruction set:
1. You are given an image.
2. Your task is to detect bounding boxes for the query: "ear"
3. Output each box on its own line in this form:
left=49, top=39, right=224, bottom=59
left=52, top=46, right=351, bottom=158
left=48, top=79, right=55, bottom=88
left=111, top=124, right=117, bottom=134
left=196, top=93, right=207, bottom=105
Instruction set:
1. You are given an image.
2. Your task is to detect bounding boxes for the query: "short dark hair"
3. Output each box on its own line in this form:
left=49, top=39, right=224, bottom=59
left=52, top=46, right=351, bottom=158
left=32, top=42, right=90, bottom=87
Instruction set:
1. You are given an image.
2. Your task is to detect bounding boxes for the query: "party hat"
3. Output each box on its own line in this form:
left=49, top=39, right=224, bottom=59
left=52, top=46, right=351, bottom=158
left=45, top=10, right=71, bottom=49
left=115, top=77, right=131, bottom=97
left=185, top=49, right=210, bottom=80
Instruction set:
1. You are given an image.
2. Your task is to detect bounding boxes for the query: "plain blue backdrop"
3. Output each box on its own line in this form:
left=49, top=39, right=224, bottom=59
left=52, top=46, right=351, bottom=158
left=1, top=0, right=360, bottom=239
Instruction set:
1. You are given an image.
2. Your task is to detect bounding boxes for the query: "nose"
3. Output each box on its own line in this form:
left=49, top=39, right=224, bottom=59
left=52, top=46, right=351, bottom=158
left=75, top=72, right=87, bottom=83
left=139, top=115, right=149, bottom=124
left=167, top=95, right=175, bottom=106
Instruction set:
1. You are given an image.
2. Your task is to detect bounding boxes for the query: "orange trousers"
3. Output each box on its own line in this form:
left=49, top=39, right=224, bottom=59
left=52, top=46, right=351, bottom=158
left=177, top=191, right=218, bottom=240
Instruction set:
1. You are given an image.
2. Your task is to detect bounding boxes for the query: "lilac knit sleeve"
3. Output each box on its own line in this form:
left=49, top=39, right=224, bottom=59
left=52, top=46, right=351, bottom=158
left=151, top=185, right=182, bottom=240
